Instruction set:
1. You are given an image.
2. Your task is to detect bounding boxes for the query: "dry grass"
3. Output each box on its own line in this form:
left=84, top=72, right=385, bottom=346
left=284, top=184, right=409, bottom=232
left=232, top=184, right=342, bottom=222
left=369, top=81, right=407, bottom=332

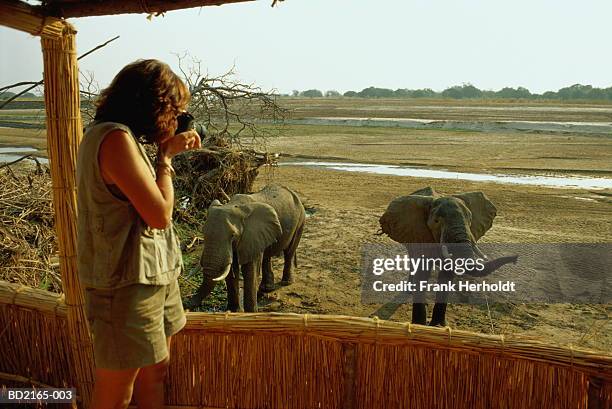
left=0, top=164, right=60, bottom=291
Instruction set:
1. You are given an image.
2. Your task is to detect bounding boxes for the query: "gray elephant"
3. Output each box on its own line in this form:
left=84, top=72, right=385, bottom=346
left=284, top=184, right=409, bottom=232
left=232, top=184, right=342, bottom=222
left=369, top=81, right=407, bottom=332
left=189, top=184, right=305, bottom=312
left=379, top=187, right=517, bottom=326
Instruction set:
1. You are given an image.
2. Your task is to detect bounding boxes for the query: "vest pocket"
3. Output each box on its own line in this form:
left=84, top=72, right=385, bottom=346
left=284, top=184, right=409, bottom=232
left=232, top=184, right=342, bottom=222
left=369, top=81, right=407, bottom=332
left=140, top=225, right=181, bottom=278
left=141, top=227, right=161, bottom=278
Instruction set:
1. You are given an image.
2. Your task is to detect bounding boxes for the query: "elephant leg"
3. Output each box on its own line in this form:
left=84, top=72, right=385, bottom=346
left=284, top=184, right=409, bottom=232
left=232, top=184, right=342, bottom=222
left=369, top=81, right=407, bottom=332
left=281, top=222, right=304, bottom=285
left=226, top=258, right=242, bottom=312
left=429, top=269, right=454, bottom=327
left=411, top=267, right=431, bottom=325
left=259, top=254, right=275, bottom=294
left=243, top=253, right=262, bottom=312
left=187, top=278, right=216, bottom=310
left=411, top=303, right=427, bottom=325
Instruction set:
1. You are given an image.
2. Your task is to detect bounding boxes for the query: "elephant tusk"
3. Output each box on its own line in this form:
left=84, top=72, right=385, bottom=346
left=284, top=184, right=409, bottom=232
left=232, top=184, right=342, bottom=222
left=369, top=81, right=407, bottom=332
left=472, top=243, right=489, bottom=261
left=211, top=264, right=232, bottom=282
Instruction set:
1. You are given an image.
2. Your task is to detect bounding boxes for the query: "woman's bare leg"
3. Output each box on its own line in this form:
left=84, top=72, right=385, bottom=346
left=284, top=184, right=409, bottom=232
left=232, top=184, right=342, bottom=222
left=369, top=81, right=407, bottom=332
left=90, top=367, right=139, bottom=409
left=133, top=337, right=172, bottom=409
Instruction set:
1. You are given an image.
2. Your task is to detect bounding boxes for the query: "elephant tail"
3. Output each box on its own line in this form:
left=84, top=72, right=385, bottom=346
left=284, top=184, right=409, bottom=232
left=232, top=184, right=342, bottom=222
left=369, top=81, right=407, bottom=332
left=287, top=221, right=304, bottom=270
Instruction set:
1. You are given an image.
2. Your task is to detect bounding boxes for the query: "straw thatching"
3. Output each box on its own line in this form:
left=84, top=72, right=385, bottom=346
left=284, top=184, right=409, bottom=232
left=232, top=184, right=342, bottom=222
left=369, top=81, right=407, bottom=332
left=41, top=22, right=95, bottom=406
left=49, top=0, right=257, bottom=18
left=0, top=0, right=64, bottom=39
left=0, top=280, right=610, bottom=409
left=5, top=0, right=258, bottom=19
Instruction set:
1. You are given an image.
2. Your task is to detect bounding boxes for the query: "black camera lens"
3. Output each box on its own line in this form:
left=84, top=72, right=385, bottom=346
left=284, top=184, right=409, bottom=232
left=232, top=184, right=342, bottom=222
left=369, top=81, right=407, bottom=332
left=176, top=112, right=206, bottom=138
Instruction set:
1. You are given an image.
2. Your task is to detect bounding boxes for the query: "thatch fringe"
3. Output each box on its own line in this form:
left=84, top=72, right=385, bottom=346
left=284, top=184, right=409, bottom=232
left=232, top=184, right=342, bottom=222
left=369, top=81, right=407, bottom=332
left=44, top=0, right=255, bottom=19
left=0, top=280, right=610, bottom=409
left=41, top=23, right=95, bottom=406
left=0, top=0, right=64, bottom=39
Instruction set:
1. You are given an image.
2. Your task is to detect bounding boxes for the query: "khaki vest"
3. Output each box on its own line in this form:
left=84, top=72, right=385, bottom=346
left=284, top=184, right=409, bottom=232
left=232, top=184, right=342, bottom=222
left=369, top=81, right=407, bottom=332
left=76, top=121, right=183, bottom=289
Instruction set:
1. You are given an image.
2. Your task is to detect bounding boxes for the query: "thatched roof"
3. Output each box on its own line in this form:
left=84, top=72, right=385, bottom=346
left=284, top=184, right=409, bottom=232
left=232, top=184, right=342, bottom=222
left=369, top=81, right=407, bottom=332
left=37, top=0, right=259, bottom=18
left=1, top=0, right=279, bottom=36
left=1, top=0, right=283, bottom=38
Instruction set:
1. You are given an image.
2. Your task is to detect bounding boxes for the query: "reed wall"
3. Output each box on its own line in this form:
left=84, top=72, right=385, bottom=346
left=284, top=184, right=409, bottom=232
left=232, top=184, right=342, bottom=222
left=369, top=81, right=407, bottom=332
left=0, top=281, right=610, bottom=409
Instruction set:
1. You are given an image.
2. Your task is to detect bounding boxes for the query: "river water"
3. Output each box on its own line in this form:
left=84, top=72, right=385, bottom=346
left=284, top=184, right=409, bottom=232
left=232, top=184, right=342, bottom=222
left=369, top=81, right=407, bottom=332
left=0, top=146, right=48, bottom=164
left=284, top=161, right=612, bottom=190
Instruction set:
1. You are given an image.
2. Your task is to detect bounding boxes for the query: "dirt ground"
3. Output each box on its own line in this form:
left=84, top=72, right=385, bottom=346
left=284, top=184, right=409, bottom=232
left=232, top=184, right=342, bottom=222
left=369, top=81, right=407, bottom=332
left=259, top=124, right=612, bottom=175
left=242, top=164, right=611, bottom=352
left=281, top=97, right=612, bottom=122
left=238, top=124, right=610, bottom=352
left=1, top=100, right=610, bottom=352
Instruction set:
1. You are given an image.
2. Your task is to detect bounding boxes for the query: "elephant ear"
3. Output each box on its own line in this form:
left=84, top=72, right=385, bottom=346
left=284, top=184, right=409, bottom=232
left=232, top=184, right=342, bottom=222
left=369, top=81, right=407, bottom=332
left=452, top=191, right=497, bottom=241
left=379, top=188, right=437, bottom=243
left=236, top=203, right=282, bottom=265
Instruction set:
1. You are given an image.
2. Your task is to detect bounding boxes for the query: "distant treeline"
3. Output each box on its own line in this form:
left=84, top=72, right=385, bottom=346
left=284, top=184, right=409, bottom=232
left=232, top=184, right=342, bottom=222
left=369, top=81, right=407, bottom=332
left=0, top=91, right=39, bottom=99
left=292, top=84, right=612, bottom=101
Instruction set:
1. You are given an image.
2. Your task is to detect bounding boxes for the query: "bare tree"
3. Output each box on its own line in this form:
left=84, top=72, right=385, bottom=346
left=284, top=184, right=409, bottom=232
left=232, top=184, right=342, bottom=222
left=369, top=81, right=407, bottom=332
left=79, top=70, right=100, bottom=122
left=176, top=54, right=288, bottom=149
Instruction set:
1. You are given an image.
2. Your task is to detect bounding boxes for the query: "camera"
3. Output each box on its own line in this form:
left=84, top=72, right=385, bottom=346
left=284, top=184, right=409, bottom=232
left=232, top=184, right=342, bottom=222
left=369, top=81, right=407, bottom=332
left=175, top=112, right=207, bottom=138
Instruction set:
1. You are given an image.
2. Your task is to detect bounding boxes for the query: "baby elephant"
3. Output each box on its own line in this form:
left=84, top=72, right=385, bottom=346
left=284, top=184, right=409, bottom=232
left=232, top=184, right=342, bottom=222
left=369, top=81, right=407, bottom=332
left=190, top=184, right=305, bottom=312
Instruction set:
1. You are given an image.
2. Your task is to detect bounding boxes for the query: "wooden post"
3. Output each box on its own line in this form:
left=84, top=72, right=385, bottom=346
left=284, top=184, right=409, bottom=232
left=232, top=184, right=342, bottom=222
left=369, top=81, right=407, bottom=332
left=41, top=22, right=94, bottom=408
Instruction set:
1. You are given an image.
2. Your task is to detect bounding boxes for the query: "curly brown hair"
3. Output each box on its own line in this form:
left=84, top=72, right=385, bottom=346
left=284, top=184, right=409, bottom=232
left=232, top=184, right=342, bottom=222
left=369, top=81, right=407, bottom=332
left=94, top=59, right=190, bottom=144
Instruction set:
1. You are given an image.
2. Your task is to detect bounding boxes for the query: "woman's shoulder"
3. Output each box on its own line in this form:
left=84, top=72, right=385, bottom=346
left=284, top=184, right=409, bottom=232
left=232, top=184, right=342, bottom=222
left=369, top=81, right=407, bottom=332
left=85, top=120, right=134, bottom=139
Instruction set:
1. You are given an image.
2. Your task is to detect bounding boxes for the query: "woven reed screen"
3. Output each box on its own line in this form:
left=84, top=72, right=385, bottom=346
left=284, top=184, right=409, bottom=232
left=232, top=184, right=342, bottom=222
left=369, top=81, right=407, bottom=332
left=1, top=281, right=610, bottom=409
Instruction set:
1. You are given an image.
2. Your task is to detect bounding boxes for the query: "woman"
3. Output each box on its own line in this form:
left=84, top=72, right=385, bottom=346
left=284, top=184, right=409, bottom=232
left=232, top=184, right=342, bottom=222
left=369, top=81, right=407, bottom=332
left=76, top=59, right=201, bottom=409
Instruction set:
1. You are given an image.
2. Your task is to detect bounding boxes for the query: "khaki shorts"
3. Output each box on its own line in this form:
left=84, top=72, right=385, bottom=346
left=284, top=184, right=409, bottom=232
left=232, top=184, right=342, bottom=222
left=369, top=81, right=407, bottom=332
left=84, top=279, right=186, bottom=370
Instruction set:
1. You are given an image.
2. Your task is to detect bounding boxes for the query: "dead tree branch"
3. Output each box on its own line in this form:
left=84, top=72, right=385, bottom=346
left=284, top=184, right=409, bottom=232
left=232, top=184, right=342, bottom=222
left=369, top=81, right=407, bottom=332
left=0, top=35, right=120, bottom=110
left=177, top=54, right=288, bottom=149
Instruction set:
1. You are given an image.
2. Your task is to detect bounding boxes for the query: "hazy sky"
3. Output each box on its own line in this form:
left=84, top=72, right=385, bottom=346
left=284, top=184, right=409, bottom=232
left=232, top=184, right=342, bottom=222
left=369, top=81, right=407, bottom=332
left=1, top=0, right=611, bottom=95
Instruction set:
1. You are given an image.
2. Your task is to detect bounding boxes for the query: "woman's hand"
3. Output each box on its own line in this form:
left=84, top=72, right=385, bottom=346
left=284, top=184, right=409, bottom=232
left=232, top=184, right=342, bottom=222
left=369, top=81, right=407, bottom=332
left=159, top=130, right=202, bottom=161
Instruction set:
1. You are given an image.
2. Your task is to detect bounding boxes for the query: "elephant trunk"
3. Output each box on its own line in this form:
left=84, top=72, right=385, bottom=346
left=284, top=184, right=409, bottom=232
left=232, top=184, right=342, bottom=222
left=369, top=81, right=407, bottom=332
left=469, top=255, right=518, bottom=277
left=440, top=241, right=517, bottom=277
left=440, top=222, right=487, bottom=260
left=200, top=242, right=233, bottom=282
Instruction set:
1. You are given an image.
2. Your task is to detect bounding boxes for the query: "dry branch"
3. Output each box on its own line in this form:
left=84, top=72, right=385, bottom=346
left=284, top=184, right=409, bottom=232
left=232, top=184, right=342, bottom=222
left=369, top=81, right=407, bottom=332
left=0, top=164, right=59, bottom=292
left=171, top=144, right=276, bottom=225
left=177, top=55, right=288, bottom=147
left=0, top=35, right=119, bottom=110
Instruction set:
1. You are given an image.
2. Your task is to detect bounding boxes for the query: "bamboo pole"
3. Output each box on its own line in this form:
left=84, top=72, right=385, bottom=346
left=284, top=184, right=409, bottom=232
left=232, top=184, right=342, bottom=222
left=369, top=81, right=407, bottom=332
left=0, top=0, right=63, bottom=39
left=40, top=22, right=94, bottom=407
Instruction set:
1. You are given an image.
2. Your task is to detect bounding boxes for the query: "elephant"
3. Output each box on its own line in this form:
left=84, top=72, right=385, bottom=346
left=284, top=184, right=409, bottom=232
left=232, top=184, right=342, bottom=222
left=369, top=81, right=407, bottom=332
left=189, top=184, right=305, bottom=312
left=379, top=187, right=517, bottom=326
